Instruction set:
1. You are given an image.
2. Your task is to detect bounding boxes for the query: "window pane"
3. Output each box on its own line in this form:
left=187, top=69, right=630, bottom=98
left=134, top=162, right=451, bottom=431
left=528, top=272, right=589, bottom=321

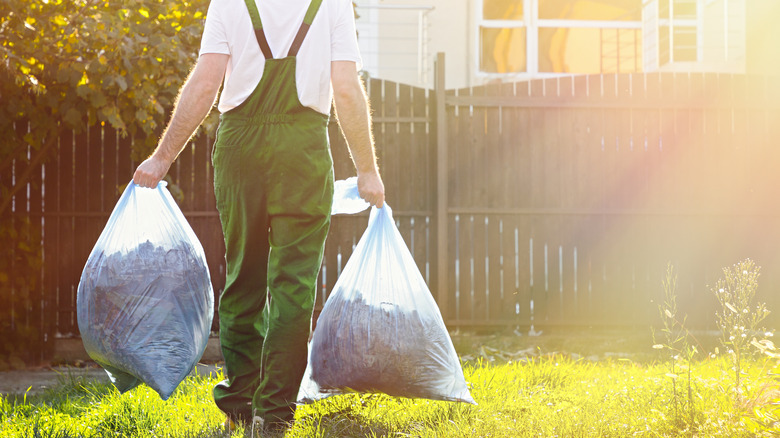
left=483, top=0, right=523, bottom=20
left=673, top=26, right=697, bottom=61
left=538, top=0, right=642, bottom=21
left=673, top=0, right=697, bottom=19
left=660, top=0, right=670, bottom=19
left=480, top=27, right=527, bottom=73
left=538, top=27, right=642, bottom=73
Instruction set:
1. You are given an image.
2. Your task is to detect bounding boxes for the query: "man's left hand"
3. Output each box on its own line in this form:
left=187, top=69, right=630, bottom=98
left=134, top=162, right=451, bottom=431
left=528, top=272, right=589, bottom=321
left=133, top=156, right=170, bottom=188
left=357, top=171, right=385, bottom=208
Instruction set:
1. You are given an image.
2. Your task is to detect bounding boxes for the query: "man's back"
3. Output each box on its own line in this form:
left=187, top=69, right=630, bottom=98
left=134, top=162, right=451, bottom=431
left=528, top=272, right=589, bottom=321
left=200, top=0, right=361, bottom=115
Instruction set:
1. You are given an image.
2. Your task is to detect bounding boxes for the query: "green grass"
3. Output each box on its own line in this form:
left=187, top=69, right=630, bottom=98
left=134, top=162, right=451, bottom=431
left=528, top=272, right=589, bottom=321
left=3, top=354, right=779, bottom=437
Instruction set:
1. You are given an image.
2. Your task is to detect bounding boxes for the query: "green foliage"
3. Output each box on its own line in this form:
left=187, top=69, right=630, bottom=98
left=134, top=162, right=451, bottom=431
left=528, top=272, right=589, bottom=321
left=1, top=0, right=209, bottom=161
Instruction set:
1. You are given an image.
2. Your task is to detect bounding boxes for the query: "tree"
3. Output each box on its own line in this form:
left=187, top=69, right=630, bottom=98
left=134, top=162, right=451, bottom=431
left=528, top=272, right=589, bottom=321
left=1, top=0, right=211, bottom=213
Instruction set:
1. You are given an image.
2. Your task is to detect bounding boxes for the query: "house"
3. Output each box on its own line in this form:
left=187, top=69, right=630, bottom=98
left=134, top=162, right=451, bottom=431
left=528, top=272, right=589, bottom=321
left=355, top=0, right=780, bottom=89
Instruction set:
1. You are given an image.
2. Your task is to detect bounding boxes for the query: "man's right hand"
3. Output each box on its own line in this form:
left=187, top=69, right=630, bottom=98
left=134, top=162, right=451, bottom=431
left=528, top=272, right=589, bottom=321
left=133, top=156, right=171, bottom=188
left=357, top=171, right=385, bottom=208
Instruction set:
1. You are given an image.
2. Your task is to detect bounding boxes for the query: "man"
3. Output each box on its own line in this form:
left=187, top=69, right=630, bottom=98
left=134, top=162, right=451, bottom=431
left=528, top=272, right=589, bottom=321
left=133, top=0, right=385, bottom=432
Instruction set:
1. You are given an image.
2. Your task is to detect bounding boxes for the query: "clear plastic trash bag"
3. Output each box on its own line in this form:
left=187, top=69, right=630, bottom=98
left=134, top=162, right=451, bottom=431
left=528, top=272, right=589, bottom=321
left=77, top=181, right=214, bottom=400
left=331, top=176, right=369, bottom=215
left=298, top=204, right=475, bottom=404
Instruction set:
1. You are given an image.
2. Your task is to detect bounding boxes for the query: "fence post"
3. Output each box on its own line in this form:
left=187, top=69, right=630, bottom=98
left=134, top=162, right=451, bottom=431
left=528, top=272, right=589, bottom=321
left=435, top=52, right=449, bottom=323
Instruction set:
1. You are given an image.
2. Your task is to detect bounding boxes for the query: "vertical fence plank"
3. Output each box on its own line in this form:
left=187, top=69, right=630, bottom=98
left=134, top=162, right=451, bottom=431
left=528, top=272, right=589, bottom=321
left=441, top=84, right=459, bottom=321
left=28, top=135, right=45, bottom=363
left=451, top=84, right=471, bottom=321
left=70, top=128, right=90, bottom=336
left=448, top=213, right=459, bottom=321
left=367, top=77, right=384, bottom=182
left=527, top=78, right=547, bottom=325
left=383, top=80, right=399, bottom=207
left=449, top=88, right=466, bottom=211
left=412, top=87, right=430, bottom=213
left=397, top=84, right=413, bottom=212
left=42, top=129, right=61, bottom=360
left=541, top=78, right=562, bottom=324
left=459, top=214, right=475, bottom=321
left=4, top=126, right=17, bottom=357
left=411, top=85, right=433, bottom=290
left=482, top=84, right=503, bottom=321
left=58, top=131, right=77, bottom=335
left=12, top=123, right=32, bottom=360
left=556, top=77, right=577, bottom=323
left=484, top=83, right=502, bottom=209
left=467, top=214, right=484, bottom=322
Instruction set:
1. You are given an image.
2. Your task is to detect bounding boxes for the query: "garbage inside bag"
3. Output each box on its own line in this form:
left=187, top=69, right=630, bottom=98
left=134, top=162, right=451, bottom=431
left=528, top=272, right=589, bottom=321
left=298, top=204, right=475, bottom=404
left=77, top=181, right=214, bottom=400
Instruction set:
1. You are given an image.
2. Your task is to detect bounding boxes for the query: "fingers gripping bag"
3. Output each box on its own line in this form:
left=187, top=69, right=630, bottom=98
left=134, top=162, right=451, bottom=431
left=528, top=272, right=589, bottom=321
left=77, top=181, right=214, bottom=400
left=298, top=203, right=475, bottom=404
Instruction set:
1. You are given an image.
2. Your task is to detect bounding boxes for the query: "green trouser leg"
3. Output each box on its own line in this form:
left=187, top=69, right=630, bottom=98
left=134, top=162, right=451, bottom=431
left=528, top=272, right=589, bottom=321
left=212, top=135, right=332, bottom=423
left=211, top=0, right=331, bottom=423
left=254, top=212, right=330, bottom=422
left=211, top=159, right=269, bottom=422
left=211, top=109, right=333, bottom=425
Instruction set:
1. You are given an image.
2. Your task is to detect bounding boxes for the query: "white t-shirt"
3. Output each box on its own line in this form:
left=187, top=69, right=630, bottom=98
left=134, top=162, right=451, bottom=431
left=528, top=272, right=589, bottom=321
left=199, top=0, right=362, bottom=115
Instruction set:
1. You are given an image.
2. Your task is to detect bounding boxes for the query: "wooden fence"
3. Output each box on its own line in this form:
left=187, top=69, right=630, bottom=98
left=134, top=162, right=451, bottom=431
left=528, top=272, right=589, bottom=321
left=436, top=54, right=780, bottom=330
left=5, top=53, right=780, bottom=363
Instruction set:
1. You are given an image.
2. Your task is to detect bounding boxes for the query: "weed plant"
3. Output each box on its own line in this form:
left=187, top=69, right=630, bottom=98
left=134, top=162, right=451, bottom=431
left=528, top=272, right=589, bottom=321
left=652, top=263, right=699, bottom=430
left=646, top=258, right=780, bottom=436
left=711, top=259, right=771, bottom=404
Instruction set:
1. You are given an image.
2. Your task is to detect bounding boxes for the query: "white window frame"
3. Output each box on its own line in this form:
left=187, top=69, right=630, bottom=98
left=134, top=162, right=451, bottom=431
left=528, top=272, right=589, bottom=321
left=475, top=0, right=642, bottom=81
left=474, top=0, right=533, bottom=80
left=644, top=0, right=706, bottom=70
left=657, top=0, right=702, bottom=63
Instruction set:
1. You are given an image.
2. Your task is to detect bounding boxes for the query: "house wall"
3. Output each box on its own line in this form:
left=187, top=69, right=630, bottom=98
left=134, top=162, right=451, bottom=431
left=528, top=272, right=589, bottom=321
left=746, top=0, right=780, bottom=75
left=355, top=0, right=472, bottom=89
left=700, top=0, right=745, bottom=73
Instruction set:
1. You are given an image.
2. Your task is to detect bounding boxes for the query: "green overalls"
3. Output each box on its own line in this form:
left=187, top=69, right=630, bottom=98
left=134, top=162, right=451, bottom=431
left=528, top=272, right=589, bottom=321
left=211, top=0, right=332, bottom=425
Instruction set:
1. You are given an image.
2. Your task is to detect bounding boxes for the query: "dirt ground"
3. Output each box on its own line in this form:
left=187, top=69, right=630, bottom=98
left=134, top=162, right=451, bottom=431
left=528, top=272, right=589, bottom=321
left=0, top=365, right=109, bottom=396
left=0, top=363, right=221, bottom=397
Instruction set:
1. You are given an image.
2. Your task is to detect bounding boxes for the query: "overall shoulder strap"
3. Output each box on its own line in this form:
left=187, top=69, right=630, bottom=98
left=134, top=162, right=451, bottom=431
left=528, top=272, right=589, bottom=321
left=287, top=0, right=324, bottom=57
left=243, top=0, right=274, bottom=59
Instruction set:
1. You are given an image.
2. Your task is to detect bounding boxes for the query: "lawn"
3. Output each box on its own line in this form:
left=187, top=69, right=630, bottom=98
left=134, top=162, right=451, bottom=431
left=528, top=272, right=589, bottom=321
left=2, top=342, right=779, bottom=438
left=4, top=261, right=780, bottom=437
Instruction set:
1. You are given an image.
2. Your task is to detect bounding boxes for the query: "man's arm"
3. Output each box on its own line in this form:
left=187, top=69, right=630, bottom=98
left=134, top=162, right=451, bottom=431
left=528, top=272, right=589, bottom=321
left=331, top=60, right=385, bottom=207
left=133, top=53, right=229, bottom=188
